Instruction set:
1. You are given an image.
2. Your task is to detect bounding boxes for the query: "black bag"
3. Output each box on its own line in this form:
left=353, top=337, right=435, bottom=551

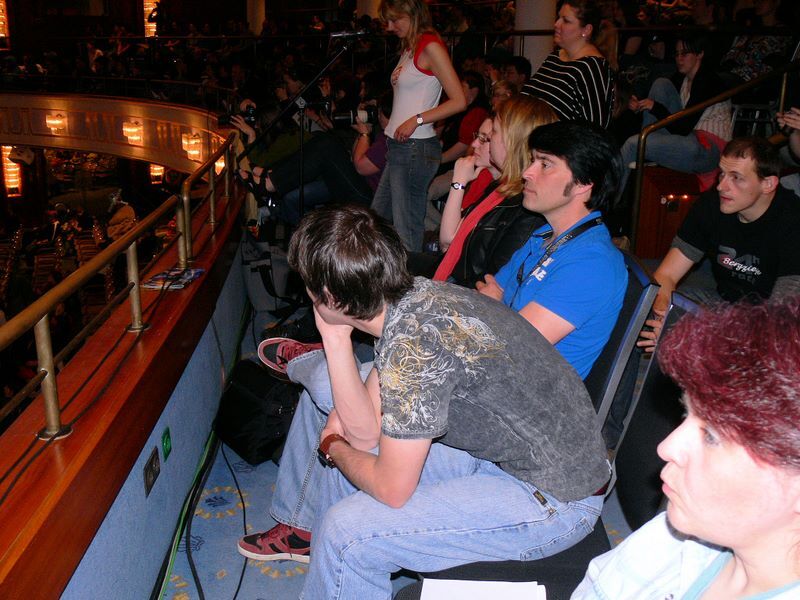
left=215, top=359, right=299, bottom=465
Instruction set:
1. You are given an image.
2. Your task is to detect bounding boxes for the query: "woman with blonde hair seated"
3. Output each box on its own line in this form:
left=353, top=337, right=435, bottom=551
left=431, top=94, right=557, bottom=287
left=573, top=299, right=800, bottom=599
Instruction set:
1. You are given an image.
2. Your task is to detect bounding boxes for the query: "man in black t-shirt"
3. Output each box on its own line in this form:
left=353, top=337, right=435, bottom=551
left=639, top=137, right=800, bottom=350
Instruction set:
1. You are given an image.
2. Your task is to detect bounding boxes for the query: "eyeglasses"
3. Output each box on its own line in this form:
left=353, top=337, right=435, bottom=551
left=473, top=131, right=491, bottom=144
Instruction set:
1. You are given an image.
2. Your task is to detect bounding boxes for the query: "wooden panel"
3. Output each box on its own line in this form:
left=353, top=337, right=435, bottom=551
left=0, top=183, right=245, bottom=598
left=634, top=166, right=700, bottom=260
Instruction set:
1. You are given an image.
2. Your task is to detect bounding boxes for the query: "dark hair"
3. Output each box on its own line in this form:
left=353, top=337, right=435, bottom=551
left=675, top=33, right=709, bottom=56
left=528, top=120, right=622, bottom=212
left=287, top=205, right=414, bottom=320
left=461, top=69, right=489, bottom=108
left=722, top=137, right=782, bottom=179
left=659, top=299, right=800, bottom=471
left=561, top=0, right=602, bottom=37
left=506, top=56, right=532, bottom=80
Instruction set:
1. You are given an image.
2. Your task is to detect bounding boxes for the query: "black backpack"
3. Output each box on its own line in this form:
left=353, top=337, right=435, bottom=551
left=215, top=359, right=299, bottom=465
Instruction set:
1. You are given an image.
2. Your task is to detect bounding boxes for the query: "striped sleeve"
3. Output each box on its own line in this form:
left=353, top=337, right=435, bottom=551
left=522, top=53, right=613, bottom=128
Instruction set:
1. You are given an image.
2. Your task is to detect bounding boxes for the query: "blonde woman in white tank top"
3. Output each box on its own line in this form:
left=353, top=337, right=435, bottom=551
left=371, top=0, right=467, bottom=251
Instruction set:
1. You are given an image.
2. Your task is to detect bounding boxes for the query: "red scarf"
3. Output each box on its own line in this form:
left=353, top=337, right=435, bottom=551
left=433, top=189, right=506, bottom=281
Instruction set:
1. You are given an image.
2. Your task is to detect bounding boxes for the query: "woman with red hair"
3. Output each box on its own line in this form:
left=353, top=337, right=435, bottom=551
left=573, top=299, right=800, bottom=599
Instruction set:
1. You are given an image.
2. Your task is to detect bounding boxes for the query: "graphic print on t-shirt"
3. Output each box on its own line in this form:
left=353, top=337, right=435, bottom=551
left=716, top=245, right=763, bottom=284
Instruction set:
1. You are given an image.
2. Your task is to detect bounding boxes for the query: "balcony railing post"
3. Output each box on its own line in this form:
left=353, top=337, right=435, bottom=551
left=175, top=200, right=188, bottom=269
left=34, top=315, right=72, bottom=440
left=224, top=145, right=231, bottom=202
left=182, top=183, right=194, bottom=264
left=126, top=241, right=148, bottom=332
left=209, top=164, right=217, bottom=229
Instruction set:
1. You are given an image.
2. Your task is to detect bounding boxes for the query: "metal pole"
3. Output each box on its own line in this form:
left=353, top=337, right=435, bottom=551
left=126, top=241, right=148, bottom=332
left=224, top=146, right=231, bottom=201
left=34, top=316, right=72, bottom=440
left=182, top=184, right=193, bottom=264
left=176, top=200, right=188, bottom=269
left=209, top=164, right=217, bottom=229
left=630, top=130, right=649, bottom=250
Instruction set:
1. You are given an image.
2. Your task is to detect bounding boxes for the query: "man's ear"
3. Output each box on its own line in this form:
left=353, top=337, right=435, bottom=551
left=572, top=181, right=593, bottom=200
left=760, top=175, right=779, bottom=195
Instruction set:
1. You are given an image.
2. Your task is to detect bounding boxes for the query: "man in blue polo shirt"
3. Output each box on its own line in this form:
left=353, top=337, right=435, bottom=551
left=477, top=120, right=628, bottom=378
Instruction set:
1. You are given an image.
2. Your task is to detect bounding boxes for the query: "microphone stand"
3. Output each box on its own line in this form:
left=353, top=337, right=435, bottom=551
left=237, top=37, right=360, bottom=221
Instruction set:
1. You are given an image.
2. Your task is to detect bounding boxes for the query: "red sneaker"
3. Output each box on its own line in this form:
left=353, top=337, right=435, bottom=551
left=237, top=523, right=312, bottom=563
left=257, top=337, right=323, bottom=381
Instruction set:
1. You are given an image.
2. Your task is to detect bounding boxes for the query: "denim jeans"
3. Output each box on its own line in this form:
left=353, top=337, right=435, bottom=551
left=371, top=136, right=442, bottom=252
left=269, top=350, right=373, bottom=530
left=620, top=78, right=720, bottom=192
left=273, top=353, right=603, bottom=600
left=279, top=180, right=331, bottom=226
left=301, top=443, right=603, bottom=599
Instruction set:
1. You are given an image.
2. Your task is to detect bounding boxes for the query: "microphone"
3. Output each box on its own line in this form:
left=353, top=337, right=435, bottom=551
left=329, top=30, right=370, bottom=39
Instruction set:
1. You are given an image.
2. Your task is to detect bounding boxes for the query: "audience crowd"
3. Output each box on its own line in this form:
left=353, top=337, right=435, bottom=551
left=1, top=0, right=800, bottom=596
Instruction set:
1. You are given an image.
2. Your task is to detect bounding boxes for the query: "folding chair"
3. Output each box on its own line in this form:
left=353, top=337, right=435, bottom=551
left=614, top=292, right=700, bottom=530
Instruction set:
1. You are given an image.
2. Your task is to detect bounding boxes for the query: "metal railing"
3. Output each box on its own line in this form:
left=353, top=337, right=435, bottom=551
left=630, top=59, right=799, bottom=247
left=0, top=132, right=237, bottom=439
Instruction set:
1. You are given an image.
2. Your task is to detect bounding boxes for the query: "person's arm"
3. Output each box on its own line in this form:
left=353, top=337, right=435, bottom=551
left=352, top=121, right=380, bottom=176
left=777, top=107, right=800, bottom=160
left=439, top=155, right=484, bottom=248
left=637, top=247, right=696, bottom=351
left=313, top=306, right=382, bottom=450
left=518, top=302, right=575, bottom=345
left=322, top=434, right=431, bottom=508
left=393, top=40, right=467, bottom=142
left=230, top=114, right=257, bottom=144
left=440, top=141, right=469, bottom=165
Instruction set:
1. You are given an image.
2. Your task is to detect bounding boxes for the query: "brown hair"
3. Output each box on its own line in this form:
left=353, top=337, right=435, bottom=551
left=379, top=0, right=435, bottom=52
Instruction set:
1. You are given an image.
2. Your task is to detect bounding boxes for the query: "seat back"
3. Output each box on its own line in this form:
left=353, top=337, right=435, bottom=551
left=584, top=250, right=659, bottom=450
left=614, top=292, right=700, bottom=529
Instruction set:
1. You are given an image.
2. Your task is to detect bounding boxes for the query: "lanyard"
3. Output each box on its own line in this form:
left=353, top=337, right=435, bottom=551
left=511, top=217, right=603, bottom=304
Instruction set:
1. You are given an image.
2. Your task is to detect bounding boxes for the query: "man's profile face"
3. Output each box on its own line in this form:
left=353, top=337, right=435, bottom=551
left=521, top=150, right=577, bottom=214
left=716, top=155, right=769, bottom=218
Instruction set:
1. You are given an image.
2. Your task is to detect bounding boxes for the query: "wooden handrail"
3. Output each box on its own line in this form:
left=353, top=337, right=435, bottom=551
left=0, top=131, right=236, bottom=435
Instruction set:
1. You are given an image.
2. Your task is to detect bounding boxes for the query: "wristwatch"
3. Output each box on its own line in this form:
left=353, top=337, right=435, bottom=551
left=451, top=182, right=466, bottom=190
left=416, top=113, right=424, bottom=126
left=318, top=433, right=348, bottom=468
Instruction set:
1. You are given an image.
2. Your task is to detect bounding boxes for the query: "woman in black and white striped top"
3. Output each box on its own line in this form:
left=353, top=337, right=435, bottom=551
left=521, top=0, right=614, bottom=128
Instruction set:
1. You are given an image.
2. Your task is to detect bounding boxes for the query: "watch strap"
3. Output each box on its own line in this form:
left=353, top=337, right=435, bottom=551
left=318, top=433, right=348, bottom=468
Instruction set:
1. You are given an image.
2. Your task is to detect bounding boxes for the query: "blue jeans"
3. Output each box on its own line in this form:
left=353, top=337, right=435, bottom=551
left=301, top=443, right=602, bottom=599
left=279, top=180, right=331, bottom=226
left=371, top=136, right=441, bottom=252
left=620, top=78, right=720, bottom=191
left=269, top=350, right=370, bottom=530
left=270, top=353, right=603, bottom=600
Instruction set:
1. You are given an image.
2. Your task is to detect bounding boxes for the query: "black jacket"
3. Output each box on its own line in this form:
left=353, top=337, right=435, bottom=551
left=450, top=185, right=545, bottom=288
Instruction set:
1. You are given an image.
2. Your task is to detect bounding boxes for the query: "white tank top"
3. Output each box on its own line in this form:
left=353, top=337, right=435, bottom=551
left=385, top=33, right=444, bottom=140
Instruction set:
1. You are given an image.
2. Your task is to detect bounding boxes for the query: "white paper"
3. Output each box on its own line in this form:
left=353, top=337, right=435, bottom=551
left=420, top=578, right=546, bottom=600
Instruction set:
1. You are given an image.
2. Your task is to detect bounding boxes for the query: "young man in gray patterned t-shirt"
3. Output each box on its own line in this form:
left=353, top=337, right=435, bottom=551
left=239, top=204, right=609, bottom=599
